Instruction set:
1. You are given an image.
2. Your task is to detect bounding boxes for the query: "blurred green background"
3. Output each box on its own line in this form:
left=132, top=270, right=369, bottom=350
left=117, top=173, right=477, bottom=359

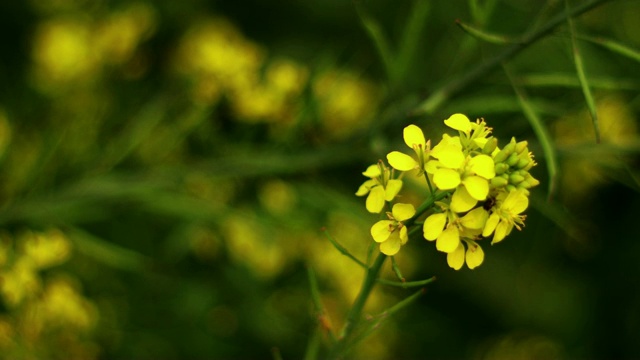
left=0, top=0, right=639, bottom=359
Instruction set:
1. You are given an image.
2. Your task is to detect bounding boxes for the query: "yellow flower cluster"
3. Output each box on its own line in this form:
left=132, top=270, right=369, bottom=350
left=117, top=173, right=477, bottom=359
left=0, top=229, right=99, bottom=359
left=357, top=114, right=539, bottom=269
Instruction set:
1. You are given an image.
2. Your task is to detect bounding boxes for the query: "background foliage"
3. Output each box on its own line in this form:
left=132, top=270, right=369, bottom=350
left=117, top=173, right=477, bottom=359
left=0, top=0, right=639, bottom=358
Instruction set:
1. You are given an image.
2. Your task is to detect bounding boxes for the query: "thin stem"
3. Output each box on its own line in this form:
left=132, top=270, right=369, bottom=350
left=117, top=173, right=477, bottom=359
left=333, top=252, right=387, bottom=358
left=378, top=276, right=437, bottom=289
left=405, top=190, right=449, bottom=227
left=413, top=0, right=615, bottom=115
left=423, top=171, right=434, bottom=195
left=323, top=228, right=367, bottom=269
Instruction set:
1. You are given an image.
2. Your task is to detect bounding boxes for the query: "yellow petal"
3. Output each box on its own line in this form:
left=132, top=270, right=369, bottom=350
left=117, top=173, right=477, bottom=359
left=423, top=213, right=447, bottom=241
left=446, top=243, right=465, bottom=270
left=403, top=125, right=426, bottom=148
left=366, top=186, right=385, bottom=213
left=469, top=154, right=495, bottom=179
left=435, top=145, right=465, bottom=169
left=362, top=164, right=381, bottom=178
left=460, top=207, right=489, bottom=229
left=444, top=113, right=471, bottom=132
left=387, top=151, right=417, bottom=171
left=356, top=179, right=376, bottom=196
left=380, top=233, right=402, bottom=255
left=384, top=179, right=403, bottom=201
left=392, top=203, right=415, bottom=222
left=462, top=176, right=489, bottom=201
left=433, top=168, right=461, bottom=190
left=399, top=226, right=409, bottom=245
left=465, top=242, right=484, bottom=269
left=436, top=226, right=460, bottom=253
left=450, top=186, right=477, bottom=213
left=483, top=213, right=500, bottom=237
left=425, top=159, right=440, bottom=174
left=504, top=190, right=529, bottom=214
left=371, top=220, right=393, bottom=243
left=492, top=221, right=512, bottom=244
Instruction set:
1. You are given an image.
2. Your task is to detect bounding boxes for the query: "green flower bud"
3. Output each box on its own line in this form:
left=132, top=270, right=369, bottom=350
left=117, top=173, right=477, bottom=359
left=482, top=137, right=498, bottom=154
left=495, top=163, right=509, bottom=175
left=506, top=152, right=519, bottom=167
left=493, top=149, right=509, bottom=164
left=516, top=157, right=530, bottom=169
left=515, top=140, right=528, bottom=155
left=509, top=173, right=525, bottom=185
left=491, top=176, right=509, bottom=188
left=506, top=184, right=517, bottom=192
left=519, top=180, right=531, bottom=188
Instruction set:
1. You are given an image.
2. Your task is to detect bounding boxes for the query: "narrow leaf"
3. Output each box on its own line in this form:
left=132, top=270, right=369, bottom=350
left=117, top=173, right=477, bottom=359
left=391, top=256, right=405, bottom=282
left=579, top=34, right=640, bottom=63
left=395, top=0, right=430, bottom=83
left=343, top=288, right=426, bottom=354
left=307, top=266, right=337, bottom=344
left=66, top=226, right=152, bottom=272
left=323, top=228, right=367, bottom=269
left=504, top=66, right=559, bottom=200
left=378, top=276, right=437, bottom=289
left=566, top=0, right=600, bottom=143
left=456, top=19, right=516, bottom=45
left=355, top=4, right=394, bottom=82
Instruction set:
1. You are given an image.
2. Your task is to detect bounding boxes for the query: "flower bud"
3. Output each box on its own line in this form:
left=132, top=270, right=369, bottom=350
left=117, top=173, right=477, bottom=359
left=482, top=137, right=498, bottom=155
left=506, top=184, right=517, bottom=192
left=516, top=157, right=530, bottom=169
left=495, top=163, right=509, bottom=175
left=515, top=140, right=528, bottom=155
left=506, top=152, right=520, bottom=167
left=491, top=176, right=509, bottom=188
left=509, top=173, right=525, bottom=185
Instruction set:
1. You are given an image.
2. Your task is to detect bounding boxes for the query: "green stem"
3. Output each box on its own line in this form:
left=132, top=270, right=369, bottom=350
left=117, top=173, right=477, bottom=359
left=333, top=252, right=387, bottom=358
left=413, top=0, right=614, bottom=115
left=405, top=190, right=449, bottom=227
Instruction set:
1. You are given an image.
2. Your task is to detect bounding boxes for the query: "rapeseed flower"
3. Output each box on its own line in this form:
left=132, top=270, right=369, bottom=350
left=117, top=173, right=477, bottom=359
left=387, top=125, right=431, bottom=174
left=356, top=162, right=402, bottom=213
left=482, top=189, right=528, bottom=244
left=370, top=203, right=415, bottom=256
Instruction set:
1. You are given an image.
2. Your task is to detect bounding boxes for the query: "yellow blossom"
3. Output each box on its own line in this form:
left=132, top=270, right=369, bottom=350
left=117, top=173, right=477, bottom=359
left=370, top=203, right=415, bottom=256
left=387, top=125, right=431, bottom=173
left=483, top=189, right=528, bottom=244
left=356, top=163, right=402, bottom=213
left=447, top=239, right=485, bottom=270
left=424, top=204, right=488, bottom=255
left=427, top=137, right=495, bottom=212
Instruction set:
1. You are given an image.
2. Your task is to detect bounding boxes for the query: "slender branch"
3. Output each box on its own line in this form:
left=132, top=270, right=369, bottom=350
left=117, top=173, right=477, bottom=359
left=378, top=276, right=437, bottom=289
left=413, top=0, right=615, bottom=115
left=332, top=252, right=387, bottom=358
left=323, top=228, right=367, bottom=269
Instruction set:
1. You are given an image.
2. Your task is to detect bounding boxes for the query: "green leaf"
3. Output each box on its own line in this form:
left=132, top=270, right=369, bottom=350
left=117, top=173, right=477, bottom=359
left=456, top=19, right=516, bottom=45
left=323, top=228, right=367, bottom=269
left=355, top=4, right=394, bottom=82
left=504, top=66, right=559, bottom=199
left=566, top=0, right=600, bottom=143
left=395, top=0, right=431, bottom=84
left=412, top=0, right=614, bottom=116
left=67, top=226, right=152, bottom=272
left=579, top=34, right=640, bottom=63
